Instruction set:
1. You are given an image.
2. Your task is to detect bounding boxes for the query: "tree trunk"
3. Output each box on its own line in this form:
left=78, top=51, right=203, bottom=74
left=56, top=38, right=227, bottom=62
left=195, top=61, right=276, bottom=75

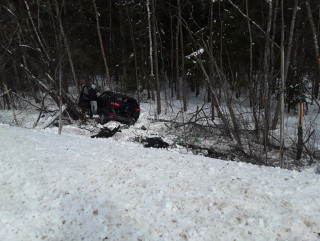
left=118, top=2, right=128, bottom=93
left=54, top=0, right=80, bottom=93
left=179, top=0, right=187, bottom=112
left=209, top=0, right=214, bottom=120
left=271, top=0, right=279, bottom=93
left=280, top=0, right=285, bottom=168
left=170, top=6, right=174, bottom=99
left=58, top=57, right=63, bottom=134
left=151, top=0, right=161, bottom=114
left=272, top=0, right=297, bottom=130
left=246, top=0, right=259, bottom=136
left=92, top=0, right=112, bottom=91
left=146, top=0, right=155, bottom=101
left=176, top=1, right=180, bottom=100
left=306, top=0, right=320, bottom=99
left=24, top=1, right=50, bottom=61
left=46, top=73, right=85, bottom=121
left=124, top=5, right=140, bottom=101
left=263, top=0, right=273, bottom=154
left=285, top=0, right=298, bottom=81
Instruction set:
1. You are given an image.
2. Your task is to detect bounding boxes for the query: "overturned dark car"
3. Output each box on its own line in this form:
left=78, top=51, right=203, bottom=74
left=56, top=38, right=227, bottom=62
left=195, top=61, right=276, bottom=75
left=78, top=86, right=140, bottom=125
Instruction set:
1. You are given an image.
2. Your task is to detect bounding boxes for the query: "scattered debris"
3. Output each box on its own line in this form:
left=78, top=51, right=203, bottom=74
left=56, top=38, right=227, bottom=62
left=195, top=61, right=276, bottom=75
left=91, top=126, right=121, bottom=138
left=143, top=137, right=170, bottom=149
left=178, top=142, right=225, bottom=159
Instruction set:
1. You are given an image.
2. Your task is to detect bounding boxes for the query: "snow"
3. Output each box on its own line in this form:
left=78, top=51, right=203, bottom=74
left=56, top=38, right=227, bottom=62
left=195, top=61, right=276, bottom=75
left=186, top=48, right=204, bottom=59
left=1, top=123, right=320, bottom=241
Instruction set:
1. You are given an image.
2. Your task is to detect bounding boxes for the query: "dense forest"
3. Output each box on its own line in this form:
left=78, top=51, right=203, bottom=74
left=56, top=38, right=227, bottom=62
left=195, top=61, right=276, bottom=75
left=1, top=0, right=320, bottom=166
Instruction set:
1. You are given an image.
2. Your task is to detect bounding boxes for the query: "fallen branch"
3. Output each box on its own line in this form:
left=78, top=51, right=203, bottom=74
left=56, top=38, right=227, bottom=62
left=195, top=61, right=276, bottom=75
left=38, top=105, right=67, bottom=129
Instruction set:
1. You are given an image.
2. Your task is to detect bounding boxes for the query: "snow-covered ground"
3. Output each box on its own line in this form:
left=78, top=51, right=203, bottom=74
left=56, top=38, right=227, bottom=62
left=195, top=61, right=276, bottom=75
left=1, top=122, right=320, bottom=241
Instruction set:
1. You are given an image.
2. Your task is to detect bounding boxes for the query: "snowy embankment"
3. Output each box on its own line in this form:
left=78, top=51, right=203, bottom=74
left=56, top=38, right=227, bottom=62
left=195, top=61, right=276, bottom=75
left=0, top=124, right=320, bottom=241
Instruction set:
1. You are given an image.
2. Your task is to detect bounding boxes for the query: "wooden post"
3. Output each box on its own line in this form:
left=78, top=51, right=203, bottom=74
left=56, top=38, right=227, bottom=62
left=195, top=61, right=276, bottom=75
left=296, top=102, right=303, bottom=160
left=298, top=102, right=303, bottom=127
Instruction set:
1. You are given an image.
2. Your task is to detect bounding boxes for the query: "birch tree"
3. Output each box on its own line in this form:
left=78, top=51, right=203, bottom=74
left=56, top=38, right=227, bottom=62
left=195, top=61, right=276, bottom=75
left=178, top=0, right=187, bottom=111
left=272, top=0, right=299, bottom=130
left=151, top=0, right=161, bottom=114
left=146, top=0, right=155, bottom=101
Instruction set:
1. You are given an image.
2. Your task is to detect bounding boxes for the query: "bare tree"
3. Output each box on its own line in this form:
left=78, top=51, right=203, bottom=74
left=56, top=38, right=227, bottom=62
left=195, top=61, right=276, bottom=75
left=192, top=53, right=232, bottom=140
left=305, top=0, right=320, bottom=99
left=209, top=0, right=215, bottom=120
left=262, top=0, right=273, bottom=155
left=178, top=0, right=187, bottom=112
left=246, top=0, right=259, bottom=136
left=272, top=0, right=298, bottom=130
left=124, top=4, right=140, bottom=101
left=280, top=0, right=285, bottom=168
left=58, top=58, right=63, bottom=134
left=54, top=0, right=80, bottom=93
left=151, top=0, right=161, bottom=114
left=175, top=0, right=181, bottom=100
left=92, top=0, right=112, bottom=91
left=146, top=0, right=155, bottom=101
left=24, top=1, right=50, bottom=61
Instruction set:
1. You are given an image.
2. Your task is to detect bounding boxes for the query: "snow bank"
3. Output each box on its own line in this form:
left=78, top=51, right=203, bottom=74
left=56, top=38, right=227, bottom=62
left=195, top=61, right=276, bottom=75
left=0, top=124, right=319, bottom=240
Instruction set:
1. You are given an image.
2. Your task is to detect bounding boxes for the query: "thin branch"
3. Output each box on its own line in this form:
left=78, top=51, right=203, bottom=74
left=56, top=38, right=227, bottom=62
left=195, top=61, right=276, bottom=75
left=24, top=0, right=50, bottom=60
left=227, top=0, right=280, bottom=49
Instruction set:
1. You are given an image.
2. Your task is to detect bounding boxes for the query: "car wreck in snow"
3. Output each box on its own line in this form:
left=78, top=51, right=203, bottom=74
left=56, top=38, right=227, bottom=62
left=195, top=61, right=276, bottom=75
left=78, top=85, right=140, bottom=125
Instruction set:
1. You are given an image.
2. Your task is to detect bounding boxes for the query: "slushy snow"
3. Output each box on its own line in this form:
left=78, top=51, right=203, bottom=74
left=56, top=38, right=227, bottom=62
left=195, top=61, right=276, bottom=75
left=0, top=123, right=320, bottom=240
